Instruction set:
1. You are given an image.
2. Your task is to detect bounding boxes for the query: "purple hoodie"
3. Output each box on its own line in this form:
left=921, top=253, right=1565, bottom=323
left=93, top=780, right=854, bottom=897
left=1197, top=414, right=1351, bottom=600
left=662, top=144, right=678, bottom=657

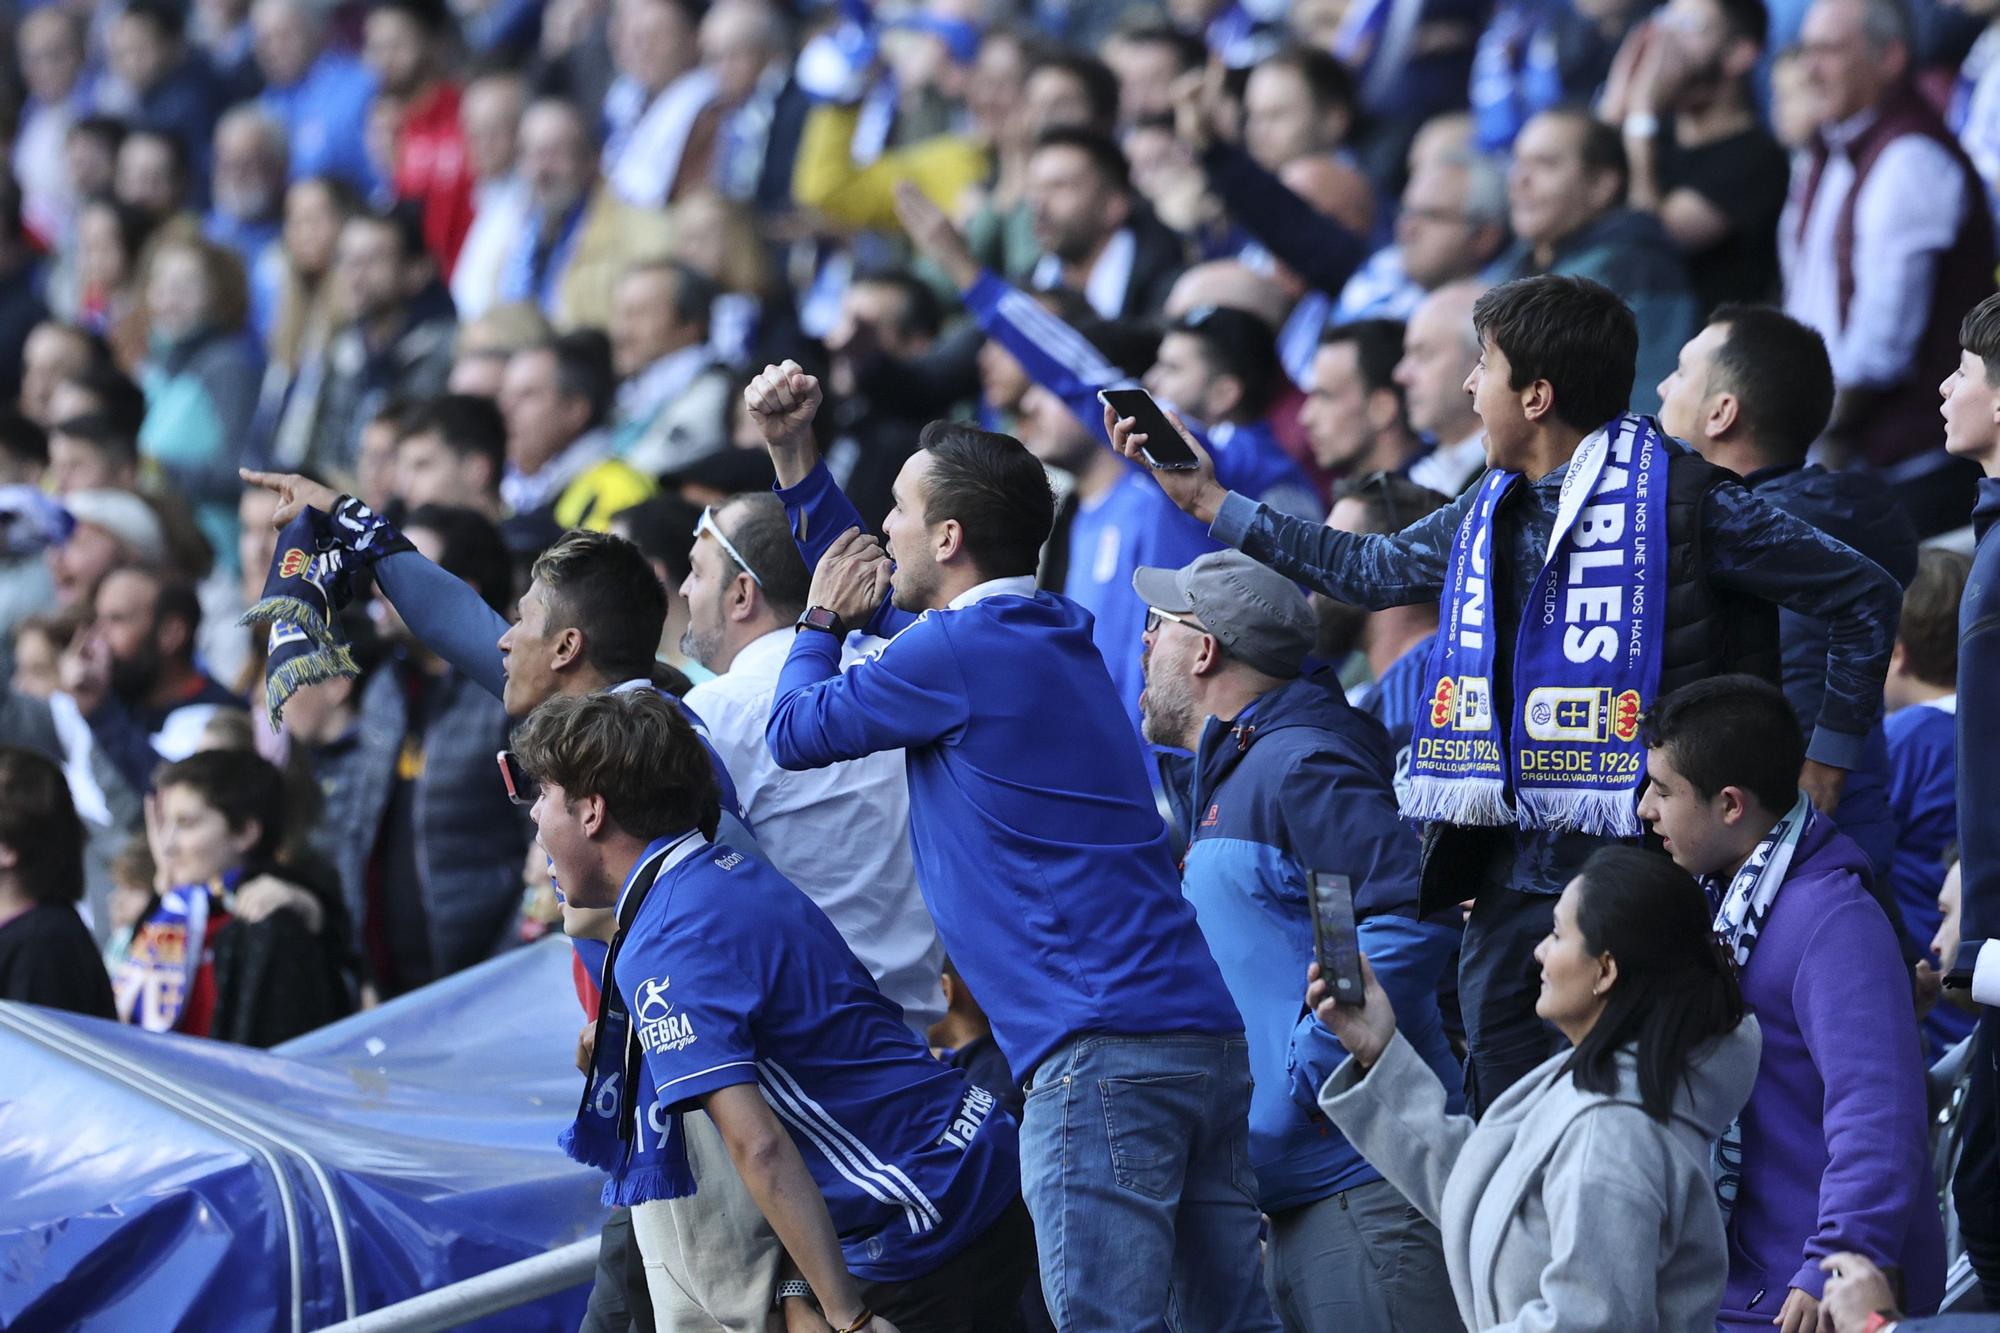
left=1718, top=816, right=1944, bottom=1325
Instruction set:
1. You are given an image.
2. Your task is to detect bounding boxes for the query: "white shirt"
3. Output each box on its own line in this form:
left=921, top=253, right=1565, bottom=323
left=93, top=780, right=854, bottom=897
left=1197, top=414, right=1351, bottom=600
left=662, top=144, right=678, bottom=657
left=1409, top=429, right=1487, bottom=498
left=683, top=629, right=945, bottom=1030
left=1032, top=228, right=1137, bottom=320
left=451, top=176, right=532, bottom=323
left=604, top=68, right=720, bottom=209
left=946, top=575, right=1038, bottom=609
left=1780, top=110, right=1969, bottom=388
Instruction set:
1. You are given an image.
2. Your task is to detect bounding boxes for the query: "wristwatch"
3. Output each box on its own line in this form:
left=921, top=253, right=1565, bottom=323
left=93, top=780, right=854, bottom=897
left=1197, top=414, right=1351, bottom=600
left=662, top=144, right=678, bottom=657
left=796, top=606, right=845, bottom=637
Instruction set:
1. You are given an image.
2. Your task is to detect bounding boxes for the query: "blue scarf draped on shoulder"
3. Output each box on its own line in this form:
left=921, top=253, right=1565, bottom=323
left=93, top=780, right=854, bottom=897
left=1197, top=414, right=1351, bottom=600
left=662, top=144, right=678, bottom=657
left=239, top=497, right=412, bottom=726
left=1402, top=415, right=1670, bottom=837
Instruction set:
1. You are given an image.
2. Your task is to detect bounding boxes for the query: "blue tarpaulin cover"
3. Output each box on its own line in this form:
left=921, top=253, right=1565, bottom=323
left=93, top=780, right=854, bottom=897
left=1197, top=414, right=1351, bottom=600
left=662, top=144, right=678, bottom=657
left=0, top=937, right=606, bottom=1331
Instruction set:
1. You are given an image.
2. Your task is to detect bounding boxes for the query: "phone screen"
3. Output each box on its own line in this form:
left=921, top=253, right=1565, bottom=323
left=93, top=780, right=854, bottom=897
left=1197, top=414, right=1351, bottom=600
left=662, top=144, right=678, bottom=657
left=1098, top=388, right=1201, bottom=470
left=1310, top=872, right=1365, bottom=1006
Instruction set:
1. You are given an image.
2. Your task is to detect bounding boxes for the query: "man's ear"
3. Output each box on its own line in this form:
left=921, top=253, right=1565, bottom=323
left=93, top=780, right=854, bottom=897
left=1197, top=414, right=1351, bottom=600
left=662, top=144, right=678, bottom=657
left=1193, top=632, right=1227, bottom=677
left=1705, top=390, right=1741, bottom=441
left=1520, top=377, right=1558, bottom=424
left=1365, top=385, right=1401, bottom=434
left=578, top=792, right=608, bottom=839
left=551, top=625, right=586, bottom=672
left=728, top=572, right=760, bottom=622
left=230, top=817, right=263, bottom=863
left=1588, top=167, right=1622, bottom=215
left=1716, top=784, right=1754, bottom=828
left=156, top=612, right=191, bottom=660
left=935, top=516, right=966, bottom=565
left=1209, top=373, right=1245, bottom=424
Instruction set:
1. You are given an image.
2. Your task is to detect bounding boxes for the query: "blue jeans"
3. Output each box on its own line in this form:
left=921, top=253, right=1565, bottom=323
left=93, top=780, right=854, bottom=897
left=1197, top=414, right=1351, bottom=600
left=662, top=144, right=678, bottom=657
left=1019, top=1033, right=1281, bottom=1333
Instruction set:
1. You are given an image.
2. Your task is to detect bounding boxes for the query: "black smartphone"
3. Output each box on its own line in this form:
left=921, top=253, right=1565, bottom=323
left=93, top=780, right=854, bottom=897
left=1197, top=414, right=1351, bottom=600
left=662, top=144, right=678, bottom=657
left=1310, top=872, right=1365, bottom=1007
left=1098, top=387, right=1201, bottom=470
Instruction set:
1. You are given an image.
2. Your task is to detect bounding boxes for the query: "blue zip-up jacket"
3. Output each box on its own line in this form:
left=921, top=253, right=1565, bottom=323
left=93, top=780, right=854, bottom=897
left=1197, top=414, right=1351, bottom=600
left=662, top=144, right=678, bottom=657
left=767, top=461, right=1241, bottom=1079
left=1158, top=671, right=1461, bottom=1211
left=1211, top=428, right=1903, bottom=896
left=1745, top=460, right=1918, bottom=888
left=1958, top=478, right=2000, bottom=944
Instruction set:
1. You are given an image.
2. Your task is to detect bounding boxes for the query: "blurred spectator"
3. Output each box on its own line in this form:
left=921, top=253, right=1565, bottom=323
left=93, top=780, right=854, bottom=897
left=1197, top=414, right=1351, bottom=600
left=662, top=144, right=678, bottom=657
left=11, top=609, right=84, bottom=702
left=699, top=0, right=808, bottom=211
left=115, top=747, right=350, bottom=1044
left=116, top=127, right=194, bottom=225
left=395, top=393, right=507, bottom=520
left=205, top=107, right=289, bottom=341
left=47, top=489, right=166, bottom=608
left=1599, top=0, right=1789, bottom=312
left=1397, top=281, right=1491, bottom=496
left=609, top=261, right=730, bottom=474
left=52, top=362, right=150, bottom=448
left=136, top=229, right=262, bottom=565
left=19, top=321, right=106, bottom=429
left=355, top=399, right=413, bottom=516
left=1104, top=25, right=1209, bottom=127
left=498, top=98, right=673, bottom=331
left=1886, top=548, right=1972, bottom=1052
left=64, top=117, right=127, bottom=218
left=0, top=177, right=51, bottom=408
left=1300, top=319, right=1426, bottom=478
left=448, top=71, right=531, bottom=322
left=664, top=189, right=801, bottom=370
left=1954, top=0, right=2000, bottom=220
left=1639, top=677, right=1943, bottom=1329
left=59, top=564, right=243, bottom=795
left=1657, top=306, right=1917, bottom=892
left=364, top=0, right=476, bottom=273
left=96, top=0, right=222, bottom=183
left=1239, top=46, right=1374, bottom=222
left=60, top=195, right=153, bottom=361
left=928, top=956, right=1019, bottom=1122
left=0, top=746, right=116, bottom=1018
left=819, top=268, right=946, bottom=530
left=606, top=494, right=704, bottom=679
left=192, top=0, right=262, bottom=107
left=1332, top=151, right=1510, bottom=327
left=1139, top=550, right=1462, bottom=1333
left=258, top=174, right=361, bottom=464
left=676, top=491, right=945, bottom=1029
left=47, top=416, right=140, bottom=497
left=1024, top=127, right=1184, bottom=319
left=602, top=0, right=719, bottom=209
left=1782, top=0, right=1995, bottom=535
left=14, top=8, right=92, bottom=245
left=1470, top=0, right=1646, bottom=152
left=1494, top=109, right=1700, bottom=411
left=499, top=332, right=656, bottom=536
left=251, top=0, right=377, bottom=191
left=0, top=414, right=56, bottom=675
left=306, top=505, right=526, bottom=996
left=449, top=300, right=553, bottom=398
left=278, top=205, right=455, bottom=482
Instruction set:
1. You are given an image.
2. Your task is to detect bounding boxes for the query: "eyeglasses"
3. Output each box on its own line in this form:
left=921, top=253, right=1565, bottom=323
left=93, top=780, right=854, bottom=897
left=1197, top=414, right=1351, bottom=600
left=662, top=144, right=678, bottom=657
left=1145, top=606, right=1210, bottom=636
left=497, top=750, right=539, bottom=806
left=694, top=506, right=763, bottom=588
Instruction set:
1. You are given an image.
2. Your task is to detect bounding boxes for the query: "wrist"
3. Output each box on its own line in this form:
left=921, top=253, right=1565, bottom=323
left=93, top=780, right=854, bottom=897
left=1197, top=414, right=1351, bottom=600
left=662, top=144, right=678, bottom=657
left=1622, top=111, right=1661, bottom=138
left=1191, top=481, right=1227, bottom=526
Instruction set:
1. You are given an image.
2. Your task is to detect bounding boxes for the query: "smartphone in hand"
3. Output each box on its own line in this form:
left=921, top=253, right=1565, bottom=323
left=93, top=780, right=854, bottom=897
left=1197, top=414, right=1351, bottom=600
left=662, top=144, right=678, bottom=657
left=1310, top=872, right=1365, bottom=1006
left=1099, top=387, right=1202, bottom=470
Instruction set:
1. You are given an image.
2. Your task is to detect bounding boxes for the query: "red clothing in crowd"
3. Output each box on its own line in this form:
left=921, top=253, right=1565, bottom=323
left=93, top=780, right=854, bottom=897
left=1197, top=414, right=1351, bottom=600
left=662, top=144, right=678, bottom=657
left=393, top=82, right=476, bottom=276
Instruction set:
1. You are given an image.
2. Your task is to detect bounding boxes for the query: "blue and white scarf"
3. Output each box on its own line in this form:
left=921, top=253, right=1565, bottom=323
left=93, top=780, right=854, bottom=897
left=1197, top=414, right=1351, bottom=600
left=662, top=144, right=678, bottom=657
left=1704, top=792, right=1814, bottom=1221
left=1403, top=416, right=1669, bottom=837
left=113, top=871, right=237, bottom=1032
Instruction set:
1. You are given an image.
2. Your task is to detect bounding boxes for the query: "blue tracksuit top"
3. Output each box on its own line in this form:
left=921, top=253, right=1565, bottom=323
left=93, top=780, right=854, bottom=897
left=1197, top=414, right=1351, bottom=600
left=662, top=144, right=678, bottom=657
left=767, top=461, right=1241, bottom=1080
left=1158, top=671, right=1461, bottom=1211
left=1958, top=478, right=2000, bottom=946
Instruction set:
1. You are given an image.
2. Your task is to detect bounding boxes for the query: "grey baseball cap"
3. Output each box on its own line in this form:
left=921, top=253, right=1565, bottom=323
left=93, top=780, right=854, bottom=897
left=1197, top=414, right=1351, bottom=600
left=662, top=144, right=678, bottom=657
left=1132, top=549, right=1315, bottom=678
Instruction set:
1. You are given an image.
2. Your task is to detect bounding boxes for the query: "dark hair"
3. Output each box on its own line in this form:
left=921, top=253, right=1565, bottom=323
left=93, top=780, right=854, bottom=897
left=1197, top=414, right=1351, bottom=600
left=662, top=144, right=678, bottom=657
left=1027, top=53, right=1121, bottom=131
left=1321, top=317, right=1408, bottom=415
left=1546, top=108, right=1630, bottom=197
left=399, top=393, right=506, bottom=475
left=530, top=529, right=669, bottom=683
left=118, top=0, right=185, bottom=42
left=1641, top=674, right=1803, bottom=815
left=626, top=259, right=719, bottom=335
left=1561, top=846, right=1746, bottom=1121
left=70, top=115, right=129, bottom=157
left=850, top=267, right=945, bottom=342
left=1258, top=45, right=1358, bottom=122
left=1113, top=25, right=1207, bottom=76
left=403, top=503, right=513, bottom=613
left=63, top=363, right=148, bottom=441
left=155, top=747, right=288, bottom=865
left=372, top=0, right=456, bottom=38
left=0, top=410, right=49, bottom=468
left=1962, top=291, right=2000, bottom=387
left=80, top=193, right=157, bottom=267
left=118, top=566, right=203, bottom=663
left=511, top=689, right=719, bottom=841
left=1473, top=275, right=1637, bottom=434
left=0, top=747, right=85, bottom=904
left=718, top=492, right=812, bottom=620
left=609, top=494, right=701, bottom=588
left=1171, top=305, right=1283, bottom=420
left=551, top=329, right=617, bottom=428
left=1031, top=125, right=1133, bottom=197
left=916, top=420, right=1056, bottom=579
left=353, top=201, right=432, bottom=264
left=1705, top=305, right=1834, bottom=461
left=1897, top=548, right=1972, bottom=687
left=1713, top=0, right=1771, bottom=47
left=1075, top=314, right=1160, bottom=380
left=1330, top=471, right=1450, bottom=535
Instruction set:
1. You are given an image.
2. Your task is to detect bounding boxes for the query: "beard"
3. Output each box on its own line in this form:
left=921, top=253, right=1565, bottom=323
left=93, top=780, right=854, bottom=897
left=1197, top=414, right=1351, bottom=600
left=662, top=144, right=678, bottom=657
left=1140, top=668, right=1198, bottom=750
left=109, top=642, right=160, bottom=701
left=679, top=590, right=729, bottom=673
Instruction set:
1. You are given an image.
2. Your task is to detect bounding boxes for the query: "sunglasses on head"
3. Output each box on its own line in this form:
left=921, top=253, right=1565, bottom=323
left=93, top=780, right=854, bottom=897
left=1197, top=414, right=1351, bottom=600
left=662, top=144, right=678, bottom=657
left=497, top=750, right=539, bottom=806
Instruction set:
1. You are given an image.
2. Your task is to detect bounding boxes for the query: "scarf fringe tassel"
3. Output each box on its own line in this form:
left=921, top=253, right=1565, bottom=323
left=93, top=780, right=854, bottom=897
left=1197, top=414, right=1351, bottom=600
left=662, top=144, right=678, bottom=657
left=1401, top=775, right=1514, bottom=828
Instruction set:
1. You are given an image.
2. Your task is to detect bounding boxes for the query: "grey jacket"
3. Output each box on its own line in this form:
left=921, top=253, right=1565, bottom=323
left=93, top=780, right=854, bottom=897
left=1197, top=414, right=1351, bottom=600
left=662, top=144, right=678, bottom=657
left=1319, top=1018, right=1762, bottom=1332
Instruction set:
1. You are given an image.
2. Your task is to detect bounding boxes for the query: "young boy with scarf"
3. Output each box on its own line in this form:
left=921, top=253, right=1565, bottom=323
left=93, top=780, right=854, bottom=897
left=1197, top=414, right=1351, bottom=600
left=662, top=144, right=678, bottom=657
left=1110, top=274, right=1903, bottom=1114
left=1638, top=675, right=1942, bottom=1333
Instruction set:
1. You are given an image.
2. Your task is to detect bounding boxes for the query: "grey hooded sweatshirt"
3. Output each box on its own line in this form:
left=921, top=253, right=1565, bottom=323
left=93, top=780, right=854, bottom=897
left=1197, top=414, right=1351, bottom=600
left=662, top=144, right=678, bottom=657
left=1318, top=1016, right=1762, bottom=1332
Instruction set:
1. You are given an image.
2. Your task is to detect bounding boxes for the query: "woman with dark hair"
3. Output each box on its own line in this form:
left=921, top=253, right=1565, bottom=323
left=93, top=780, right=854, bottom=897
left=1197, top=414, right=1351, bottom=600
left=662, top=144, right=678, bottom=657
left=1295, top=845, right=1761, bottom=1331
